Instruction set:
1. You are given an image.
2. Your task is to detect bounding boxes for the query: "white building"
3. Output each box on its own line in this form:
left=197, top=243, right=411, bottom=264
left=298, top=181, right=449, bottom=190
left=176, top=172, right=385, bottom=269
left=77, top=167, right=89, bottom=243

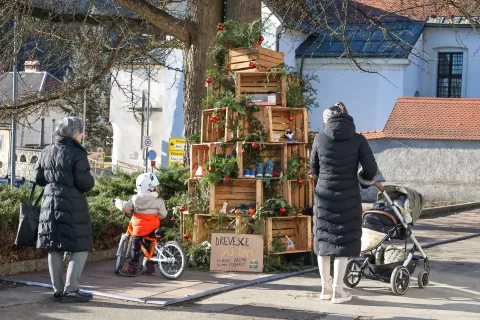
left=0, top=60, right=66, bottom=179
left=110, top=2, right=480, bottom=167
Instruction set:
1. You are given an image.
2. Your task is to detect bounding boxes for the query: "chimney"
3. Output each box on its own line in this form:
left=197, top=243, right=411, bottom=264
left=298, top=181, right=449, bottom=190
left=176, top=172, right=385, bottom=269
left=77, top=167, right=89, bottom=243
left=51, top=119, right=56, bottom=144
left=39, top=118, right=45, bottom=147
left=24, top=60, right=41, bottom=72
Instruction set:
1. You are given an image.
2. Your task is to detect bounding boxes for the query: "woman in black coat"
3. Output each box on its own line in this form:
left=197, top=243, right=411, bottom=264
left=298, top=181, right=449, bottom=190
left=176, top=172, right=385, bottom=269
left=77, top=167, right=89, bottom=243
left=310, top=102, right=378, bottom=304
left=34, top=117, right=95, bottom=302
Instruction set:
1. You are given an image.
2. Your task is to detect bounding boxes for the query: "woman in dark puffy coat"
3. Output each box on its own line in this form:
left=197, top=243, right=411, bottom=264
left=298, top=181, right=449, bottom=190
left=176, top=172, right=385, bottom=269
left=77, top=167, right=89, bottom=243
left=34, top=117, right=95, bottom=302
left=310, top=102, right=378, bottom=304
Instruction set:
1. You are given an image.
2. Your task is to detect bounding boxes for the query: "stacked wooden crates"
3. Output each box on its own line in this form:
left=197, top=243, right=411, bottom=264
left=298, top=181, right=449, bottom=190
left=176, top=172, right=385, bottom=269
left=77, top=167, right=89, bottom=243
left=188, top=45, right=312, bottom=254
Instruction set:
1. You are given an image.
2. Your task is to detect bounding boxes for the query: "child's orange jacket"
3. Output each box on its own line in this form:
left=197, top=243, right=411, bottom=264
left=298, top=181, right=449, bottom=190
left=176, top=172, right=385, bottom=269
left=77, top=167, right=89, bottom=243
left=115, top=192, right=167, bottom=236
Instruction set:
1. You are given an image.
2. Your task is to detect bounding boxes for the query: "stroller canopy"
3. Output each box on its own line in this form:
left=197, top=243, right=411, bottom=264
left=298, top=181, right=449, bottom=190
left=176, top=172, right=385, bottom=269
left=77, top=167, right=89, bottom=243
left=377, top=185, right=424, bottom=224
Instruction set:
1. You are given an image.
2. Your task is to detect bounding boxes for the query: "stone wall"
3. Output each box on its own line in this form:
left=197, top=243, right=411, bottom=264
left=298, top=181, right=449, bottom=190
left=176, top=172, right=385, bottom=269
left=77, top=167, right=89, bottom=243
left=361, top=139, right=480, bottom=202
left=16, top=148, right=42, bottom=181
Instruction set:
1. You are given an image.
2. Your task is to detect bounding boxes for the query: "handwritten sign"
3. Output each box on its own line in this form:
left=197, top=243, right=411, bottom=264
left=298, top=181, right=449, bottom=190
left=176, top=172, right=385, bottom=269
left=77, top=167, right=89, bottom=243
left=210, top=233, right=264, bottom=273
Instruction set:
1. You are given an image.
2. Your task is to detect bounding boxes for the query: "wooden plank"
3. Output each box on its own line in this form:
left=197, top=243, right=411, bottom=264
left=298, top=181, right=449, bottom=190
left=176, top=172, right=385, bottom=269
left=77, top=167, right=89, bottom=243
left=258, top=46, right=285, bottom=60
left=256, top=179, right=263, bottom=209
left=266, top=218, right=273, bottom=254
left=209, top=185, right=216, bottom=213
left=281, top=76, right=287, bottom=107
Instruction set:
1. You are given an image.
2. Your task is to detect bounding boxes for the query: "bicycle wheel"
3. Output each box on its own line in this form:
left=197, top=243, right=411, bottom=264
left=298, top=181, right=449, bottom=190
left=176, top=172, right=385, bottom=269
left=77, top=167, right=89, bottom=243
left=115, top=234, right=131, bottom=274
left=157, top=241, right=186, bottom=280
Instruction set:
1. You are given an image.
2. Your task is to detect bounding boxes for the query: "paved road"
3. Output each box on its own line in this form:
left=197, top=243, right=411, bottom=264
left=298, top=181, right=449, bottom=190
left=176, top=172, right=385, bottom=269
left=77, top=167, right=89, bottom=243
left=1, top=210, right=479, bottom=319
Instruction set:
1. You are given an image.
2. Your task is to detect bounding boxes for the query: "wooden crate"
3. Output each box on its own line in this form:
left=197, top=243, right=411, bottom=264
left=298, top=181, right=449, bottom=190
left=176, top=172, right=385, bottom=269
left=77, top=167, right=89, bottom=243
left=193, top=214, right=251, bottom=245
left=237, top=107, right=270, bottom=139
left=265, top=216, right=312, bottom=254
left=235, top=72, right=287, bottom=107
left=210, top=179, right=263, bottom=213
left=201, top=108, right=237, bottom=143
left=282, top=179, right=314, bottom=212
left=228, top=45, right=284, bottom=72
left=286, top=143, right=309, bottom=178
left=189, top=143, right=234, bottom=177
left=236, top=142, right=286, bottom=178
left=266, top=107, right=309, bottom=143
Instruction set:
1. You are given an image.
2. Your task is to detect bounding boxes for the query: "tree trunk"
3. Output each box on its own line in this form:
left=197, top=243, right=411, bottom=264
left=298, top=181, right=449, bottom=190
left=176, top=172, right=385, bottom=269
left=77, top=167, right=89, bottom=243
left=183, top=0, right=223, bottom=166
left=226, top=0, right=261, bottom=23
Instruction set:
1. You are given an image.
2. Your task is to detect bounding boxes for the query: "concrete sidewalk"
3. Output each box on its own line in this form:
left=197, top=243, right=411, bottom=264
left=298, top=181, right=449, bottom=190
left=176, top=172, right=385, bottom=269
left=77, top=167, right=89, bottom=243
left=0, top=209, right=479, bottom=319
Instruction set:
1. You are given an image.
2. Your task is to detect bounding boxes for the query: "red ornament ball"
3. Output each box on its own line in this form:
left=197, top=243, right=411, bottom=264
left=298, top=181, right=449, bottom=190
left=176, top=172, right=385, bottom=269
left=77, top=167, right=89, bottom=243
left=223, top=41, right=229, bottom=48
left=249, top=61, right=256, bottom=68
left=253, top=41, right=259, bottom=45
left=218, top=25, right=224, bottom=31
left=226, top=65, right=231, bottom=71
left=297, top=178, right=303, bottom=184
left=209, top=167, right=215, bottom=173
left=252, top=142, right=259, bottom=149
left=259, top=36, right=264, bottom=41
left=288, top=115, right=294, bottom=121
left=184, top=233, right=191, bottom=240
left=279, top=208, right=286, bottom=213
left=171, top=217, right=176, bottom=222
left=206, top=77, right=213, bottom=84
left=180, top=206, right=186, bottom=212
left=224, top=176, right=231, bottom=183
left=259, top=147, right=263, bottom=151
left=242, top=149, right=247, bottom=154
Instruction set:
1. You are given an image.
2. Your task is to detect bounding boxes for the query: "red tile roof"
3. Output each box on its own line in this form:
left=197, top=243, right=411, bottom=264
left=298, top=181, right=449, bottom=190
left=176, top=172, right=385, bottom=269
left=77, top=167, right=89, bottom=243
left=361, top=97, right=480, bottom=141
left=354, top=0, right=462, bottom=21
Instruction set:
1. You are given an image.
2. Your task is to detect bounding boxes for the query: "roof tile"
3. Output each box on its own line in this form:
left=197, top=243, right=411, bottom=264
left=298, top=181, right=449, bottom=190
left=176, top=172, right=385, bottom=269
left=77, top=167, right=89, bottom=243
left=361, top=97, right=480, bottom=141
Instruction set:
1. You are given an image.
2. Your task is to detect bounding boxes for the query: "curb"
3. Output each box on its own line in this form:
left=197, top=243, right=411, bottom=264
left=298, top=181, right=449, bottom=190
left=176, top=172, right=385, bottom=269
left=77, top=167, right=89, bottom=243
left=0, top=248, right=117, bottom=276
left=421, top=202, right=480, bottom=217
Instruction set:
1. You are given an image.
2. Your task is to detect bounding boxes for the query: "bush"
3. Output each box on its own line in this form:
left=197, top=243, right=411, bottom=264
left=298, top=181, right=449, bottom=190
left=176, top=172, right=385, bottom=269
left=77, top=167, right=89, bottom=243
left=185, top=242, right=211, bottom=269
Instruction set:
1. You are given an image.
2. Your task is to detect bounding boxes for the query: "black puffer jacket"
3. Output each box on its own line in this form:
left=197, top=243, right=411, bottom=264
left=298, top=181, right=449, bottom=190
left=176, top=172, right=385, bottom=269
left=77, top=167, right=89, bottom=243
left=310, top=113, right=377, bottom=257
left=34, top=137, right=95, bottom=252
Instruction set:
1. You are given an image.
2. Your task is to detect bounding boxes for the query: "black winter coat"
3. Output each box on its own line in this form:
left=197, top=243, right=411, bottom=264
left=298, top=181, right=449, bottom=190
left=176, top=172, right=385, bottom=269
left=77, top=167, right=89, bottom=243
left=34, top=137, right=95, bottom=252
left=310, top=113, right=377, bottom=257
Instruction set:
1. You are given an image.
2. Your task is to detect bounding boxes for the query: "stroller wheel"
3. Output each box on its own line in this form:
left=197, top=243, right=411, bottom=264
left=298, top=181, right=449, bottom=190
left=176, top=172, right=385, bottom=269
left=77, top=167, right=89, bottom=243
left=390, top=266, right=410, bottom=295
left=344, top=260, right=362, bottom=288
left=417, top=270, right=429, bottom=288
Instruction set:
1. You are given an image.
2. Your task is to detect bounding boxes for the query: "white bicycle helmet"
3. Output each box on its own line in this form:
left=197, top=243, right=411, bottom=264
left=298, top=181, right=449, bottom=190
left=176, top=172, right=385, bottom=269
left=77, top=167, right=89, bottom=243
left=135, top=173, right=160, bottom=194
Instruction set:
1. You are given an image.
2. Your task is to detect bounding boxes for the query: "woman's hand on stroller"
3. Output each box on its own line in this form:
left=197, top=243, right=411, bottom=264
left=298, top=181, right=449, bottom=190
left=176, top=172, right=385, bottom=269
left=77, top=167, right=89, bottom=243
left=374, top=181, right=384, bottom=192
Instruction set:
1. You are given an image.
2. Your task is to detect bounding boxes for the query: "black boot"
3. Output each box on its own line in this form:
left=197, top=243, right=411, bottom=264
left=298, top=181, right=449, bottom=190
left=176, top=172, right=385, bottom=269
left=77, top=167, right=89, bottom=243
left=62, top=290, right=93, bottom=302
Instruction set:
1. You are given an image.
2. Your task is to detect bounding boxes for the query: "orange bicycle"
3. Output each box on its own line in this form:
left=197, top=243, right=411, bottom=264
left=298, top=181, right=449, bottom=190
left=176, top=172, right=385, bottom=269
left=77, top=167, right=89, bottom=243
left=115, top=211, right=186, bottom=280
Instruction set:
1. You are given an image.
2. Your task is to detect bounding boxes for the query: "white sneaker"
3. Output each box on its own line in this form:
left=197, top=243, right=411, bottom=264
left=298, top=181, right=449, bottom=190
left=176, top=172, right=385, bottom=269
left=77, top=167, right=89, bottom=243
left=332, top=287, right=352, bottom=304
left=320, top=278, right=332, bottom=300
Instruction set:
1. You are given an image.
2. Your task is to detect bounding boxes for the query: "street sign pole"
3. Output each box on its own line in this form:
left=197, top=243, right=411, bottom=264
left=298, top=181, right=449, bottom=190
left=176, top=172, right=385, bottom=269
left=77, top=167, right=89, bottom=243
left=10, top=15, right=18, bottom=188
left=145, top=67, right=151, bottom=173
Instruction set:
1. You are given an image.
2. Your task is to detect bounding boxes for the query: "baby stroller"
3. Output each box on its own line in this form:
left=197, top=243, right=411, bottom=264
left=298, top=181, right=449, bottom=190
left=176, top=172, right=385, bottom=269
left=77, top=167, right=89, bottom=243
left=343, top=182, right=429, bottom=295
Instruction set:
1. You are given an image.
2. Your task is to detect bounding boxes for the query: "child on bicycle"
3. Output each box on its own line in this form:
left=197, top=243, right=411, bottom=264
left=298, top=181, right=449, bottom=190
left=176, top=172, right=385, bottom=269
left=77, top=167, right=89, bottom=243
left=115, top=173, right=167, bottom=276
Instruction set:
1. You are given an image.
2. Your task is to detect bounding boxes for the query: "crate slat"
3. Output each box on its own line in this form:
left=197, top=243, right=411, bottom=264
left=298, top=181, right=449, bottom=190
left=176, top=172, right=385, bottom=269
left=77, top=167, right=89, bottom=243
left=228, top=46, right=284, bottom=72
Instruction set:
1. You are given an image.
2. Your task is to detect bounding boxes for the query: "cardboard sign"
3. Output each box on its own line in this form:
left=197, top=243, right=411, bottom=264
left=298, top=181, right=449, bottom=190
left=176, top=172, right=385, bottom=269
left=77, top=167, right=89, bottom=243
left=210, top=233, right=264, bottom=273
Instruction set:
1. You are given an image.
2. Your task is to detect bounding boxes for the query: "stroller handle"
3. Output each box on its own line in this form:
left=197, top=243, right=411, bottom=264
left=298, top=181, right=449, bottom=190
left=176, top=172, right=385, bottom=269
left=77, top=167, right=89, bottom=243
left=374, top=181, right=385, bottom=192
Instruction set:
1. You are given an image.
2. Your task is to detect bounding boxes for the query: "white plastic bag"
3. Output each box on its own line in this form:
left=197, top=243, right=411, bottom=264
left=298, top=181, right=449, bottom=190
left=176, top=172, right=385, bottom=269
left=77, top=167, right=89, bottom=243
left=285, top=236, right=295, bottom=251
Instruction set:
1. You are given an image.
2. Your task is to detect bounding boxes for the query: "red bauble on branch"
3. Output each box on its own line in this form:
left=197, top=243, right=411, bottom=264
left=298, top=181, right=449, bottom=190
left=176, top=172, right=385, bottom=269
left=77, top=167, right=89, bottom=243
left=224, top=176, right=231, bottom=183
left=171, top=217, right=176, bottom=222
left=206, top=77, right=213, bottom=83
left=279, top=208, right=286, bottom=213
left=217, top=25, right=224, bottom=31
left=209, top=167, right=215, bottom=173
left=297, top=178, right=303, bottom=184
left=184, top=233, right=191, bottom=240
left=249, top=61, right=256, bottom=68
left=259, top=36, right=264, bottom=41
left=226, top=65, right=231, bottom=71
left=252, top=142, right=259, bottom=149
left=288, top=115, right=294, bottom=121
left=180, top=206, right=186, bottom=212
left=242, top=149, right=247, bottom=154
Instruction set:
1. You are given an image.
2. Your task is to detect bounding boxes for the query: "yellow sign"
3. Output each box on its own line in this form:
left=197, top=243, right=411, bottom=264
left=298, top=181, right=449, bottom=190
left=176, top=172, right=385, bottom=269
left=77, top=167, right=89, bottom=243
left=168, top=150, right=184, bottom=167
left=168, top=138, right=184, bottom=167
left=169, top=138, right=185, bottom=151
